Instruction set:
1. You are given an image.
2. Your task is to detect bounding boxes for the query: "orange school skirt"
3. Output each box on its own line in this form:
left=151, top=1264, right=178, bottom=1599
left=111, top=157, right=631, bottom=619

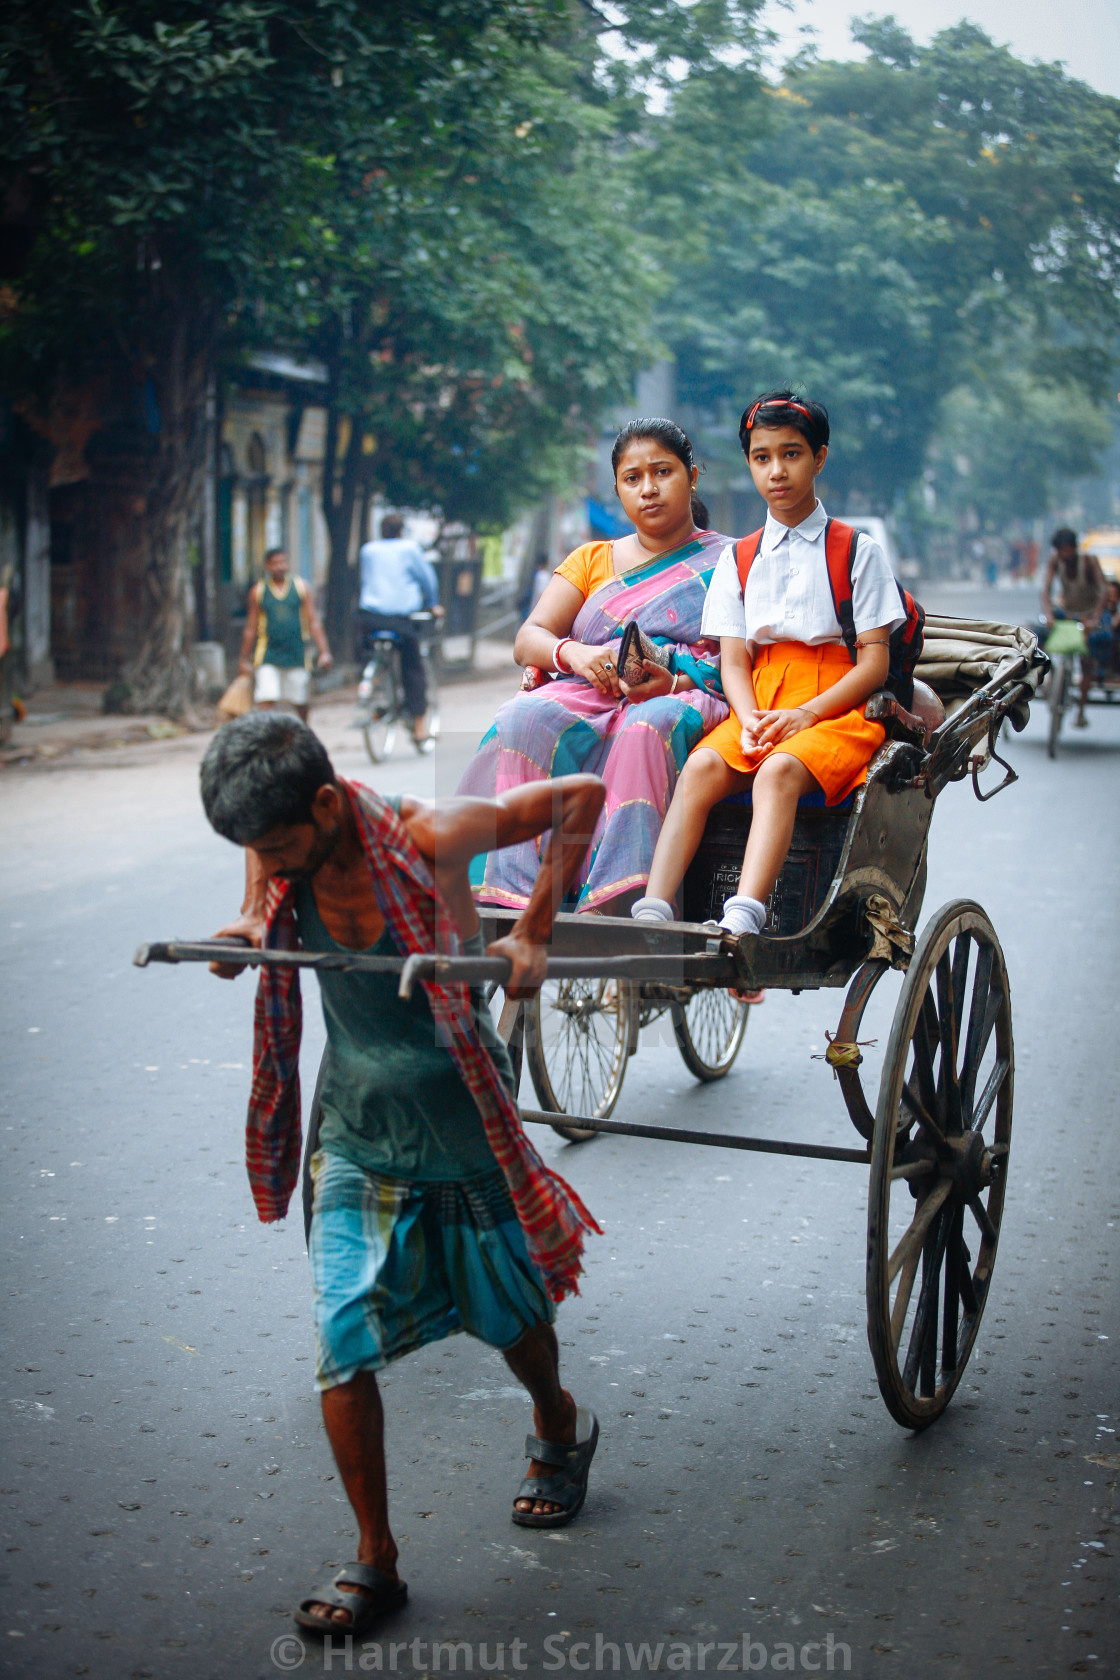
left=696, top=640, right=885, bottom=807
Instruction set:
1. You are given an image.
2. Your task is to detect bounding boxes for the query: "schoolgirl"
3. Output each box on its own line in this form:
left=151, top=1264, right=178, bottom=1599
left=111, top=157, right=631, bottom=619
left=632, top=390, right=904, bottom=936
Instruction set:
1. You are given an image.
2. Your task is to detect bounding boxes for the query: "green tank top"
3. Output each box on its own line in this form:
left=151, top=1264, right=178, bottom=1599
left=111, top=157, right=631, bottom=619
left=294, top=812, right=514, bottom=1181
left=258, top=578, right=307, bottom=669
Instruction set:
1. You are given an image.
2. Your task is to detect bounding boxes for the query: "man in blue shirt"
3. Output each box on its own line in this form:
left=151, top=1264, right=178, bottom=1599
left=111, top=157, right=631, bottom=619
left=358, top=514, right=442, bottom=745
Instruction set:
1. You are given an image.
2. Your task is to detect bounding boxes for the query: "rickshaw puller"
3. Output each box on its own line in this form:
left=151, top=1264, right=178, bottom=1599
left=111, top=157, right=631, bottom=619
left=200, top=713, right=604, bottom=1636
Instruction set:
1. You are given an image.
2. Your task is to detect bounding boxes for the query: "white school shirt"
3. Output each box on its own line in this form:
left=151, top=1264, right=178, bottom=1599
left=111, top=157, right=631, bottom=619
left=700, top=502, right=905, bottom=650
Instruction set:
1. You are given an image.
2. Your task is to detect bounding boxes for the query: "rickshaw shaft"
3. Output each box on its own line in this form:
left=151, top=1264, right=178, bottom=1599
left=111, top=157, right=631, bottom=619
left=521, top=1109, right=871, bottom=1164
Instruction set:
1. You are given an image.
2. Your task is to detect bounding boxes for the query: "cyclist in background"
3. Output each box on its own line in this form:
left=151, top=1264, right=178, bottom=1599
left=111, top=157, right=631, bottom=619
left=1040, top=527, right=1106, bottom=728
left=358, top=514, right=442, bottom=748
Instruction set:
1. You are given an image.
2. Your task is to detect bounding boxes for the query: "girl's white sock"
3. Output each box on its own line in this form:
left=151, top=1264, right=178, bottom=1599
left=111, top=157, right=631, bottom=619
left=719, top=894, right=767, bottom=936
left=631, top=896, right=674, bottom=924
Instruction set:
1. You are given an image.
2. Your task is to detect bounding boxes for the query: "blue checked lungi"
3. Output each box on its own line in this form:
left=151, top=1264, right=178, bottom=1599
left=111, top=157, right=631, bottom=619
left=309, top=1151, right=556, bottom=1390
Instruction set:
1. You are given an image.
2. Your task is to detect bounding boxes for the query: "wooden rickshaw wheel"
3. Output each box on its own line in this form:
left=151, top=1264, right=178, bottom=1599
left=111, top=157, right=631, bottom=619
left=670, top=989, right=749, bottom=1081
left=866, top=899, right=1013, bottom=1430
left=523, top=978, right=633, bottom=1139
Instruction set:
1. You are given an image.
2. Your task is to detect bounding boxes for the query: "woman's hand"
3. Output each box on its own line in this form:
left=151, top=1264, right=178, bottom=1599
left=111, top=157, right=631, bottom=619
left=562, top=640, right=621, bottom=696
left=619, top=659, right=683, bottom=703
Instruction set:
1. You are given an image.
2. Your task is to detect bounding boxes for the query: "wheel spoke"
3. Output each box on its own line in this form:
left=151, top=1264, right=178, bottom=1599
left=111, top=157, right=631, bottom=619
left=960, top=945, right=997, bottom=1115
left=950, top=935, right=972, bottom=1043
left=968, top=1193, right=998, bottom=1247
left=902, top=1206, right=951, bottom=1394
left=957, top=1240, right=979, bottom=1316
left=941, top=1207, right=964, bottom=1373
left=939, top=938, right=971, bottom=1133
left=970, top=1054, right=1009, bottom=1135
left=934, top=950, right=960, bottom=1126
left=901, top=1077, right=948, bottom=1150
left=889, top=1158, right=936, bottom=1182
left=912, top=989, right=940, bottom=1120
left=890, top=1243, right=922, bottom=1352
left=887, top=1177, right=952, bottom=1284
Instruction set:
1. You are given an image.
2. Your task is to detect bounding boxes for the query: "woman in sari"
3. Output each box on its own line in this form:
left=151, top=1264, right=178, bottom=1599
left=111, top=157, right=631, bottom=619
left=459, top=419, right=729, bottom=912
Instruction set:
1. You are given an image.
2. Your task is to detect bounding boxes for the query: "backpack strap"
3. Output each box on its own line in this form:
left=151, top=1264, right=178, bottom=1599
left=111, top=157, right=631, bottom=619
left=735, top=528, right=765, bottom=593
left=823, top=518, right=861, bottom=663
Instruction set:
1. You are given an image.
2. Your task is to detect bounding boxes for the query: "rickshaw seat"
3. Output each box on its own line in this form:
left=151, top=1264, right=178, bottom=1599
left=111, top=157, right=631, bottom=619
left=716, top=786, right=856, bottom=812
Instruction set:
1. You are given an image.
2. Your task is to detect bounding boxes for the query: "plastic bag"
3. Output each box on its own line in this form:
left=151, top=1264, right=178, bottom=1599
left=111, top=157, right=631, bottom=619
left=217, top=672, right=254, bottom=719
left=1044, top=619, right=1087, bottom=658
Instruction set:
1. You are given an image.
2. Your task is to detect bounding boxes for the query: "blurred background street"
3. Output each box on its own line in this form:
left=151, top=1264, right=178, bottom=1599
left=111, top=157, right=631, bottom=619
left=3, top=578, right=1118, bottom=1680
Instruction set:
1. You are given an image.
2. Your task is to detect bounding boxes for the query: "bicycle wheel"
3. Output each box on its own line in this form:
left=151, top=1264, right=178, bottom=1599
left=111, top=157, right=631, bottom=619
left=671, top=988, right=749, bottom=1081
left=1047, top=655, right=1067, bottom=759
left=360, top=649, right=400, bottom=764
left=524, top=978, right=633, bottom=1138
left=423, top=642, right=441, bottom=740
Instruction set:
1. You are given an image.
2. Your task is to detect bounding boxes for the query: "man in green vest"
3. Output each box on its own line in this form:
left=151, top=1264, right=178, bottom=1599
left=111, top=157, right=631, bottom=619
left=239, top=548, right=333, bottom=723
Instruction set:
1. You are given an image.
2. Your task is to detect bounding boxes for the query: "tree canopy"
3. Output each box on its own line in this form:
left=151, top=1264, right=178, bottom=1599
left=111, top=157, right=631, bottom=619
left=1, top=4, right=1119, bottom=704
left=652, top=18, right=1120, bottom=521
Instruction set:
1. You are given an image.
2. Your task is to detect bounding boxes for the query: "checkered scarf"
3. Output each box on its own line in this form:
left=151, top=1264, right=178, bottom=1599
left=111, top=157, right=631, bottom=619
left=247, top=779, right=599, bottom=1301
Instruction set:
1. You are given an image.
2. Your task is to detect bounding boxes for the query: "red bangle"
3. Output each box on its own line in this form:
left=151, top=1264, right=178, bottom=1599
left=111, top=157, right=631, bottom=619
left=554, top=638, right=573, bottom=672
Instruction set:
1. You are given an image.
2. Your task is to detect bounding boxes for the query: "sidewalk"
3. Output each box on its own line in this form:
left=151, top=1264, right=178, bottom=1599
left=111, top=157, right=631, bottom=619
left=0, top=644, right=522, bottom=773
left=0, top=681, right=193, bottom=769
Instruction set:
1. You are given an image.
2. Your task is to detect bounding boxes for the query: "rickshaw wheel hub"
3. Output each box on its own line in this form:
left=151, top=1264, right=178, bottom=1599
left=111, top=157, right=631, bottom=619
left=950, top=1128, right=992, bottom=1200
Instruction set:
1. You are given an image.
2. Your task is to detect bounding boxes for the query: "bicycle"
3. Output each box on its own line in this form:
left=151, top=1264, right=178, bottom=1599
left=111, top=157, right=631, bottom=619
left=1041, top=615, right=1088, bottom=759
left=1046, top=647, right=1072, bottom=758
left=354, top=610, right=441, bottom=764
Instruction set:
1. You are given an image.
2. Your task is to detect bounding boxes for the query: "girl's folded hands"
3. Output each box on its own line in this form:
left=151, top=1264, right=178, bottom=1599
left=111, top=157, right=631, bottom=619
left=741, top=706, right=819, bottom=751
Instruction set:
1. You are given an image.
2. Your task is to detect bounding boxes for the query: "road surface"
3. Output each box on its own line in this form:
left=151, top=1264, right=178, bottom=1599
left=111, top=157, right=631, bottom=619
left=2, top=581, right=1117, bottom=1678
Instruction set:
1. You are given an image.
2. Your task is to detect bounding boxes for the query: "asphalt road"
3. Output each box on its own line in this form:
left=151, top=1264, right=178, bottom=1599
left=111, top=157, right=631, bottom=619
left=2, top=580, right=1117, bottom=1680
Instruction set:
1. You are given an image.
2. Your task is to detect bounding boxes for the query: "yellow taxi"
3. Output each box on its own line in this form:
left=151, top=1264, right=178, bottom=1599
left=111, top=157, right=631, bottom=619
left=1082, top=527, right=1120, bottom=583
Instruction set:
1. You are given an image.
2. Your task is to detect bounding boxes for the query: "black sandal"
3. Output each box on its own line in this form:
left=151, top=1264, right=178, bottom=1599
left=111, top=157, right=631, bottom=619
left=511, top=1407, right=599, bottom=1529
left=294, top=1563, right=407, bottom=1636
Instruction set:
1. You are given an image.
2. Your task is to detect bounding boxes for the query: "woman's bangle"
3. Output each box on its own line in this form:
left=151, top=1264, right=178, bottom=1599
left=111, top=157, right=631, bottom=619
left=669, top=670, right=680, bottom=694
left=800, top=704, right=819, bottom=723
left=553, top=637, right=573, bottom=673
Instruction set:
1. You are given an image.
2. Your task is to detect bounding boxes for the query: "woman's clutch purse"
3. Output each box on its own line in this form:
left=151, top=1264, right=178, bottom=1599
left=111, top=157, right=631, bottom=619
left=617, top=621, right=672, bottom=686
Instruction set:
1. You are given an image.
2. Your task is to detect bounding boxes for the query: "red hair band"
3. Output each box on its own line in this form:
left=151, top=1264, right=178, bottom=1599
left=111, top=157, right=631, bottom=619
left=745, top=398, right=813, bottom=429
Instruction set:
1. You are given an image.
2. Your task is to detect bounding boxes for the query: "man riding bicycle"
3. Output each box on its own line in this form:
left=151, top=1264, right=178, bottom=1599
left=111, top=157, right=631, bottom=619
left=1040, top=527, right=1106, bottom=728
left=358, top=514, right=443, bottom=748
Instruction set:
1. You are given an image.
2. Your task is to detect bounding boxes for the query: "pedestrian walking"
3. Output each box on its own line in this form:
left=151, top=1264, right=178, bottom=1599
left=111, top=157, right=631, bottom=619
left=238, top=548, right=332, bottom=723
left=200, top=713, right=604, bottom=1636
left=357, top=514, right=442, bottom=747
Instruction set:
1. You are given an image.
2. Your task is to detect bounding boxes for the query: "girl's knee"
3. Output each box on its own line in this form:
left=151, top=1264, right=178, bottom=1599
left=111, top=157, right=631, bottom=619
left=680, top=748, right=728, bottom=793
left=754, top=754, right=810, bottom=798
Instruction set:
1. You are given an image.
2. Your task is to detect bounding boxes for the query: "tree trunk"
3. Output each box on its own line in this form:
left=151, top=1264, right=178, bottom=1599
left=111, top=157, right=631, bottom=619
left=120, top=307, right=216, bottom=716
left=322, top=405, right=366, bottom=660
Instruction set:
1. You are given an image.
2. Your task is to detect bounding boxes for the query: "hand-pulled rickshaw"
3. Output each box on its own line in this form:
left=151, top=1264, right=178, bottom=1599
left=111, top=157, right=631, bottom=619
left=136, top=616, right=1045, bottom=1433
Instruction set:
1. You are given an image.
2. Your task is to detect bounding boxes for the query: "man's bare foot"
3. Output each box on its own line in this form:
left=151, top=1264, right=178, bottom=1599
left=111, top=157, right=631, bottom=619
left=514, top=1388, right=578, bottom=1519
